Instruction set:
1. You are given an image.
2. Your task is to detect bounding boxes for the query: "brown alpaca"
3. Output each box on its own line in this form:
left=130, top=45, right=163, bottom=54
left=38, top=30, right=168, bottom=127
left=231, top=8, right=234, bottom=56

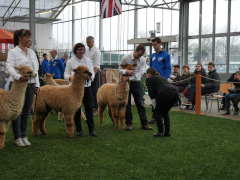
left=97, top=64, right=135, bottom=130
left=32, top=65, right=91, bottom=137
left=43, top=73, right=86, bottom=121
left=0, top=65, right=36, bottom=149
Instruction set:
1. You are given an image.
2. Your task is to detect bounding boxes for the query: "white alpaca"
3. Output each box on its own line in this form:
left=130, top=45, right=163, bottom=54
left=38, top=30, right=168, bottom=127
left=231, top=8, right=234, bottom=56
left=0, top=65, right=36, bottom=149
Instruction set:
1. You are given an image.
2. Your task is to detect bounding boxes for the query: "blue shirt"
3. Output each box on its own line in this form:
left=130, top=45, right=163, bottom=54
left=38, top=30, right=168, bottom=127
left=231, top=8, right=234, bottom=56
left=41, top=59, right=50, bottom=76
left=150, top=50, right=171, bottom=79
left=60, top=58, right=67, bottom=68
left=50, top=58, right=65, bottom=79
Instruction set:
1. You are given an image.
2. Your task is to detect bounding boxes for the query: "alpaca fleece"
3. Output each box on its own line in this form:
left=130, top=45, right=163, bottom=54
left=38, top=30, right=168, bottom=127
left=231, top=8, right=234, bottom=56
left=0, top=65, right=35, bottom=149
left=32, top=65, right=90, bottom=137
left=97, top=64, right=135, bottom=130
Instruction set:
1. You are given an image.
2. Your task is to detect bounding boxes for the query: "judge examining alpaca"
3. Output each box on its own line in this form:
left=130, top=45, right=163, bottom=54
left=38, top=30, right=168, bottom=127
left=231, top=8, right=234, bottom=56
left=5, top=29, right=40, bottom=147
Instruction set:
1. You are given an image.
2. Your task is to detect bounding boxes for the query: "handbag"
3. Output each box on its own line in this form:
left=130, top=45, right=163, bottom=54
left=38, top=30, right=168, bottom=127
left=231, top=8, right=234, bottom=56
left=228, top=87, right=240, bottom=93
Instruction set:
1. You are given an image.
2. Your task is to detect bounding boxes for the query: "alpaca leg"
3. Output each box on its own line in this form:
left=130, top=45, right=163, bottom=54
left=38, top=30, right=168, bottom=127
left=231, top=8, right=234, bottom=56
left=111, top=107, right=119, bottom=130
left=98, top=102, right=106, bottom=126
left=80, top=110, right=86, bottom=121
left=58, top=112, right=64, bottom=121
left=0, top=121, right=6, bottom=149
left=107, top=106, right=114, bottom=125
left=64, top=114, right=74, bottom=137
left=32, top=112, right=48, bottom=137
left=119, top=106, right=126, bottom=130
left=39, top=112, right=50, bottom=135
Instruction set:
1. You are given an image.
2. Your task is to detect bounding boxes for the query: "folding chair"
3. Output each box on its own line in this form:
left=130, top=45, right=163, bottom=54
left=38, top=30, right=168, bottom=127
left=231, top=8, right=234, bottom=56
left=209, top=83, right=235, bottom=113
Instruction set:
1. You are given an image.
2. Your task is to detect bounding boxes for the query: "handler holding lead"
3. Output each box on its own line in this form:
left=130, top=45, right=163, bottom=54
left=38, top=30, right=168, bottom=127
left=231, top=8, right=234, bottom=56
left=118, top=44, right=153, bottom=131
left=146, top=68, right=179, bottom=137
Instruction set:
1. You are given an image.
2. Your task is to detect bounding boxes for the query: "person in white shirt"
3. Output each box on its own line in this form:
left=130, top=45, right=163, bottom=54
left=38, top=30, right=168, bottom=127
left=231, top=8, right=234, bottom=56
left=6, top=29, right=40, bottom=147
left=64, top=43, right=97, bottom=137
left=85, top=36, right=101, bottom=116
left=118, top=44, right=153, bottom=131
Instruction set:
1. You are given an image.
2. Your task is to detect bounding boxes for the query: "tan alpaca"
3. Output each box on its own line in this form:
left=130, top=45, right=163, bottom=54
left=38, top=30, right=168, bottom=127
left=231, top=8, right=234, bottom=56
left=32, top=65, right=91, bottom=137
left=0, top=65, right=36, bottom=149
left=97, top=64, right=135, bottom=130
left=43, top=73, right=86, bottom=121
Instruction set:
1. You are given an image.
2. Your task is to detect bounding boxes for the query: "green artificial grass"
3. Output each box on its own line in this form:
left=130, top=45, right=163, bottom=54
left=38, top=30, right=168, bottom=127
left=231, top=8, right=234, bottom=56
left=1, top=106, right=240, bottom=179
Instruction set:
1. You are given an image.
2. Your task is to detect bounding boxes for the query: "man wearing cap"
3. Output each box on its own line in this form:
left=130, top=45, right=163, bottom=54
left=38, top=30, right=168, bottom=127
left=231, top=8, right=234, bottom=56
left=168, top=64, right=180, bottom=83
left=149, top=37, right=171, bottom=124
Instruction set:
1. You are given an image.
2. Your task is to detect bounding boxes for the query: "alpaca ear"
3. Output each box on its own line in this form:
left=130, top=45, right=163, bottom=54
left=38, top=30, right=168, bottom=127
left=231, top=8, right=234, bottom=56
left=120, top=64, right=127, bottom=69
left=52, top=73, right=55, bottom=77
left=73, top=67, right=80, bottom=72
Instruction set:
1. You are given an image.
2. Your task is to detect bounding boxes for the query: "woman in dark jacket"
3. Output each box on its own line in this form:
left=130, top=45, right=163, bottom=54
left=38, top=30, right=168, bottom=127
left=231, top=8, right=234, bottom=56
left=174, top=65, right=191, bottom=92
left=146, top=68, right=179, bottom=137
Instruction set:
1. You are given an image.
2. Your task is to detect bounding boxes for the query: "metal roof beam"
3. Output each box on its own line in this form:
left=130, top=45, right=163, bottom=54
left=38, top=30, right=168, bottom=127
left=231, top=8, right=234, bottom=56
left=2, top=0, right=16, bottom=18
left=50, top=0, right=71, bottom=19
left=122, top=3, right=179, bottom=11
left=3, top=0, right=21, bottom=25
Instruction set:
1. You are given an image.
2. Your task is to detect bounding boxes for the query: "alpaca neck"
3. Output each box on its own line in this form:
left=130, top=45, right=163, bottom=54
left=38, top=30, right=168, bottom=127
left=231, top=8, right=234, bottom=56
left=47, top=78, right=59, bottom=86
left=115, top=80, right=129, bottom=98
left=70, top=74, right=86, bottom=94
left=9, top=80, right=28, bottom=100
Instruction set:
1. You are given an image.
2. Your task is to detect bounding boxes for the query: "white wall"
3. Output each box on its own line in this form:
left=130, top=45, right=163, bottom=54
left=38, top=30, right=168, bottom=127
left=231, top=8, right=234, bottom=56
left=0, top=19, right=53, bottom=51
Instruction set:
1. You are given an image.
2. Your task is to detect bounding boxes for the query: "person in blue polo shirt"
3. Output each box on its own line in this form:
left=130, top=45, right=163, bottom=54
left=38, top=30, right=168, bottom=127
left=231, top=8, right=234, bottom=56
left=148, top=37, right=171, bottom=124
left=41, top=53, right=50, bottom=77
left=50, top=50, right=65, bottom=79
left=60, top=53, right=68, bottom=68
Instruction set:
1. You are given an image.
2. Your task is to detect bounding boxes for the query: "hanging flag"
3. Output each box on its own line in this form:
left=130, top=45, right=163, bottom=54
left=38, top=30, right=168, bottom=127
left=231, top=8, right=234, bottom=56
left=100, top=0, right=122, bottom=19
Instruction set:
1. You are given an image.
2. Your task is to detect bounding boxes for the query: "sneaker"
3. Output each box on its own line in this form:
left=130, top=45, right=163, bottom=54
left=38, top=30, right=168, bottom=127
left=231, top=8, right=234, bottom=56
left=148, top=118, right=156, bottom=124
left=89, top=131, right=98, bottom=137
left=182, top=101, right=192, bottom=106
left=222, top=111, right=230, bottom=115
left=21, top=137, right=31, bottom=146
left=220, top=105, right=225, bottom=110
left=141, top=124, right=153, bottom=130
left=126, top=124, right=132, bottom=131
left=76, top=131, right=85, bottom=137
left=93, top=110, right=99, bottom=116
left=14, top=138, right=25, bottom=146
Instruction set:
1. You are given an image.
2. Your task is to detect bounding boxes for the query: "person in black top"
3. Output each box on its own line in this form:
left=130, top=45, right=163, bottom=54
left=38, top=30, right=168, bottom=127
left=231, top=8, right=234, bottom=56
left=146, top=68, right=179, bottom=137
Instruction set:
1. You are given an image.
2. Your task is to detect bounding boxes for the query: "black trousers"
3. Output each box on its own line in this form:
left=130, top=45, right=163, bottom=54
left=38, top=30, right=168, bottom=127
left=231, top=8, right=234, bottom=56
left=74, top=86, right=94, bottom=133
left=155, top=90, right=179, bottom=133
left=9, top=82, right=35, bottom=140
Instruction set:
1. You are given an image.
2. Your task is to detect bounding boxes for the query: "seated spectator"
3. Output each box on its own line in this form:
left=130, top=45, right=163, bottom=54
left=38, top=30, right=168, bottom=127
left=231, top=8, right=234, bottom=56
left=182, top=62, right=221, bottom=106
left=61, top=54, right=68, bottom=68
left=173, top=65, right=191, bottom=107
left=220, top=67, right=240, bottom=110
left=182, top=63, right=207, bottom=110
left=222, top=74, right=240, bottom=115
left=41, top=53, right=50, bottom=77
left=167, top=64, right=180, bottom=83
left=50, top=50, right=65, bottom=79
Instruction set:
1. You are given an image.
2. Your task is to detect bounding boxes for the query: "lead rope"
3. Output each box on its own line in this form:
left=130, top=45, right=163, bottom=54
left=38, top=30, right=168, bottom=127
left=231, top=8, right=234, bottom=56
left=114, top=79, right=129, bottom=100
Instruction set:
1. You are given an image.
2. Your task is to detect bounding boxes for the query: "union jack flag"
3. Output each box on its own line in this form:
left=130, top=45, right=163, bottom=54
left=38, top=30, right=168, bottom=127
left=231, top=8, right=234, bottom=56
left=100, top=0, right=122, bottom=19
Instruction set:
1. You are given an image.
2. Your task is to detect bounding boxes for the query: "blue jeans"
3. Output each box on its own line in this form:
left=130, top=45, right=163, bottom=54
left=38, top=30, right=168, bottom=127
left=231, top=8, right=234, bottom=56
left=125, top=81, right=148, bottom=126
left=225, top=93, right=240, bottom=111
left=188, top=84, right=214, bottom=102
left=91, top=71, right=99, bottom=110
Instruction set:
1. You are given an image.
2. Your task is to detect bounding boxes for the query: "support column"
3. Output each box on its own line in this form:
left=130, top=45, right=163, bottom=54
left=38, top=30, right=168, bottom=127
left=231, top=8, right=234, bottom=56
left=72, top=0, right=75, bottom=49
left=99, top=18, right=103, bottom=64
left=134, top=0, right=138, bottom=49
left=29, top=0, right=35, bottom=51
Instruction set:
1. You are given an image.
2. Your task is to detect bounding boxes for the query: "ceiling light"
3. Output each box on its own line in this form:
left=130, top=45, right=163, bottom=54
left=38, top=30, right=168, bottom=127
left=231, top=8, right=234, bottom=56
left=39, top=10, right=52, bottom=15
left=72, top=0, right=89, bottom=6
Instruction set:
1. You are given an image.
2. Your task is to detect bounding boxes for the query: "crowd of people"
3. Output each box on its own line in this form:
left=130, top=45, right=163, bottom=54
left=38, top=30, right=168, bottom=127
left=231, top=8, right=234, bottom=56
left=5, top=29, right=240, bottom=147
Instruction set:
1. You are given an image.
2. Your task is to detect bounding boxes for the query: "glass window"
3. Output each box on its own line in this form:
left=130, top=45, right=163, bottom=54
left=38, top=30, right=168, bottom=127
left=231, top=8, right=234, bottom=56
left=163, top=9, right=171, bottom=36
left=215, top=37, right=227, bottom=73
left=172, top=10, right=179, bottom=35
left=155, top=8, right=163, bottom=37
left=102, top=18, right=111, bottom=51
left=147, top=8, right=155, bottom=37
left=138, top=9, right=147, bottom=38
left=216, top=0, right=228, bottom=34
left=231, top=1, right=240, bottom=32
left=53, top=24, right=58, bottom=49
left=111, top=16, right=118, bottom=51
left=229, top=36, right=240, bottom=73
left=202, top=0, right=213, bottom=35
left=201, top=38, right=212, bottom=67
left=170, top=42, right=179, bottom=67
left=128, top=11, right=134, bottom=50
left=188, top=2, right=199, bottom=36
left=188, top=39, right=199, bottom=71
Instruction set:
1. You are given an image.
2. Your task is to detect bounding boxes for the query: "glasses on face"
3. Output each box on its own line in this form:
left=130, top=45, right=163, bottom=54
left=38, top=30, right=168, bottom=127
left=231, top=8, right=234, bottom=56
left=77, top=49, right=85, bottom=51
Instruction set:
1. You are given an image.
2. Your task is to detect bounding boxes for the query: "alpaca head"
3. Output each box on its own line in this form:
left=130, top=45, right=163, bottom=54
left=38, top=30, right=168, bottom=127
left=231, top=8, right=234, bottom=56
left=43, top=73, right=55, bottom=82
left=73, top=65, right=92, bottom=80
left=14, top=64, right=36, bottom=80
